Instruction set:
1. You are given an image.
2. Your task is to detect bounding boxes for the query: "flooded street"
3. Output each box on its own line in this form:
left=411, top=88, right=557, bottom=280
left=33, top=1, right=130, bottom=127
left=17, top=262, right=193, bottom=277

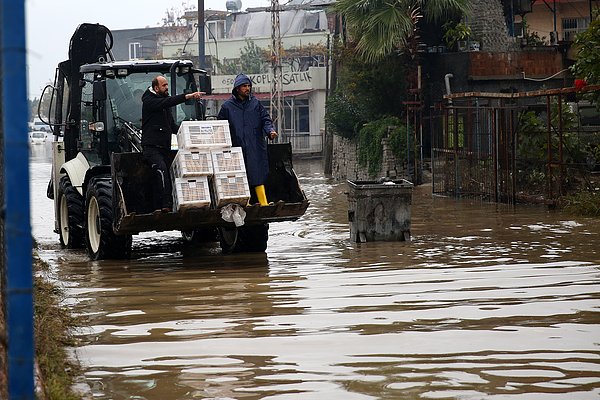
left=30, top=143, right=600, bottom=399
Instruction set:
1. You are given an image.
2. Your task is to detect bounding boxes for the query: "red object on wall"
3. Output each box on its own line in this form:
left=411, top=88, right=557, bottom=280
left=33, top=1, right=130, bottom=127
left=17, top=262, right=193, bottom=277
left=575, top=79, right=588, bottom=91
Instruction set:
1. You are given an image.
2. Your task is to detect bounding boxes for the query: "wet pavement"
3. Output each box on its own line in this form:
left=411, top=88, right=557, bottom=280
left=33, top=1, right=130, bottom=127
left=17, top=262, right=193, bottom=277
left=30, top=143, right=600, bottom=399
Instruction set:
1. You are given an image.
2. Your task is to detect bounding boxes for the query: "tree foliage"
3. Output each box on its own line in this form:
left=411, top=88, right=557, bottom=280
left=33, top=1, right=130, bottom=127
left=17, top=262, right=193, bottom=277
left=333, top=0, right=470, bottom=63
left=158, top=1, right=197, bottom=61
left=442, top=21, right=472, bottom=49
left=283, top=43, right=328, bottom=71
left=238, top=39, right=267, bottom=74
left=325, top=92, right=367, bottom=139
left=516, top=101, right=590, bottom=192
left=161, top=1, right=196, bottom=27
left=30, top=88, right=54, bottom=124
left=216, top=39, right=267, bottom=75
left=325, top=43, right=408, bottom=139
left=570, top=12, right=600, bottom=103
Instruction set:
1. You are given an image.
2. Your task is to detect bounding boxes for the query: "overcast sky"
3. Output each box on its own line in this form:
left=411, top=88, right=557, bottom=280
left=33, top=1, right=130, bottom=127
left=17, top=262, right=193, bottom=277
left=26, top=0, right=271, bottom=99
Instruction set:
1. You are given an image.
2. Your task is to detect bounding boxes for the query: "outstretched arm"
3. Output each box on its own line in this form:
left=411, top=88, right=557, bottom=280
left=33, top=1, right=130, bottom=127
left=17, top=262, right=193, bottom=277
left=145, top=92, right=204, bottom=113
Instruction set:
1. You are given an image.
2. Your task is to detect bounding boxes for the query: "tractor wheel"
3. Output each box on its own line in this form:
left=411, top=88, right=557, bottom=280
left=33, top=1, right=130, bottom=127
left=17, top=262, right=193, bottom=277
left=182, top=228, right=218, bottom=244
left=238, top=224, right=269, bottom=252
left=57, top=175, right=85, bottom=248
left=218, top=224, right=268, bottom=253
left=85, top=177, right=132, bottom=260
left=218, top=226, right=238, bottom=254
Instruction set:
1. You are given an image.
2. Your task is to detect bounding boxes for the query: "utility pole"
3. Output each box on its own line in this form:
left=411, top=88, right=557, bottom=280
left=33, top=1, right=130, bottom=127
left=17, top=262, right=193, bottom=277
left=1, top=0, right=35, bottom=398
left=198, top=0, right=206, bottom=69
left=270, top=0, right=284, bottom=137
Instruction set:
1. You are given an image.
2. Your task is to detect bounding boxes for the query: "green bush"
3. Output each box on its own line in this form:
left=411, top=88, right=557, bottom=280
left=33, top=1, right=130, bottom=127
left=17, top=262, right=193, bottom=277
left=325, top=43, right=408, bottom=140
left=387, top=123, right=409, bottom=167
left=358, top=116, right=408, bottom=176
left=325, top=92, right=367, bottom=139
left=570, top=12, right=600, bottom=103
left=517, top=101, right=587, bottom=191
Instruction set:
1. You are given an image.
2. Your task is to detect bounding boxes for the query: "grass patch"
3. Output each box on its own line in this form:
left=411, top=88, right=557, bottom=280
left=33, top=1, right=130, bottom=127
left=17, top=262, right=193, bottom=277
left=34, top=255, right=83, bottom=400
left=561, top=190, right=600, bottom=216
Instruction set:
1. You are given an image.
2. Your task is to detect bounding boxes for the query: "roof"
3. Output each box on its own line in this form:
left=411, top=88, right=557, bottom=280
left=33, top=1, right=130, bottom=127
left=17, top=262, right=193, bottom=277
left=285, top=0, right=336, bottom=6
left=203, top=89, right=314, bottom=101
left=228, top=9, right=328, bottom=38
left=247, top=0, right=336, bottom=10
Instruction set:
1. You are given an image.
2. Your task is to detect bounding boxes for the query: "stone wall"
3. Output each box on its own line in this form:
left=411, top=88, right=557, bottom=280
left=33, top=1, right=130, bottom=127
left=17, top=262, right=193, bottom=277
left=331, top=135, right=407, bottom=181
left=469, top=0, right=517, bottom=52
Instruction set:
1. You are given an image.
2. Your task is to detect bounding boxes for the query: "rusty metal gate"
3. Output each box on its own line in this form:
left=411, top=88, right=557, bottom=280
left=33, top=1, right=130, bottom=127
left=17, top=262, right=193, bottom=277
left=432, top=85, right=600, bottom=205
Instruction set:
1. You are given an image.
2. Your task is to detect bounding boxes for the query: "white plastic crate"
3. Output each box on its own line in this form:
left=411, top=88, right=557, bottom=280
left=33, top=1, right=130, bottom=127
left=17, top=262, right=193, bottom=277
left=211, top=147, right=246, bottom=174
left=213, top=172, right=251, bottom=207
left=172, top=176, right=211, bottom=211
left=171, top=149, right=213, bottom=178
left=177, top=120, right=232, bottom=149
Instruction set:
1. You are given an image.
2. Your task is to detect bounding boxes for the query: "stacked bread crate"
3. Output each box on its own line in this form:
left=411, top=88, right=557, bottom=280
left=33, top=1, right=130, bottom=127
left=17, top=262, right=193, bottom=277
left=171, top=120, right=231, bottom=211
left=211, top=146, right=250, bottom=207
left=172, top=120, right=250, bottom=211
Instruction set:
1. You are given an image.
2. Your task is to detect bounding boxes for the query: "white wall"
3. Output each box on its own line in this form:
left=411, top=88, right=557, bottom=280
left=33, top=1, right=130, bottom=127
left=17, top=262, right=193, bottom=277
left=161, top=32, right=329, bottom=62
left=212, top=67, right=327, bottom=93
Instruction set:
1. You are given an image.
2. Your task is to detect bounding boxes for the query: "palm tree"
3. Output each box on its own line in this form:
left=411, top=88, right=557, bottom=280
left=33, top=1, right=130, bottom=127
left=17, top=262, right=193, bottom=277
left=334, top=0, right=471, bottom=63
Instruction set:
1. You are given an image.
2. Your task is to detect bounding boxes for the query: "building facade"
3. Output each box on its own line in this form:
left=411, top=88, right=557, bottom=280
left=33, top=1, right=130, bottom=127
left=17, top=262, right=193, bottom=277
left=202, top=67, right=327, bottom=155
left=160, top=6, right=331, bottom=155
left=523, top=0, right=594, bottom=43
left=110, top=27, right=163, bottom=60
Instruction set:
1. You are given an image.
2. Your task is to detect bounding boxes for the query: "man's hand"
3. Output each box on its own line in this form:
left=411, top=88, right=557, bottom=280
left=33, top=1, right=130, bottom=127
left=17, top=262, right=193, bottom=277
left=185, top=91, right=205, bottom=101
left=268, top=131, right=278, bottom=140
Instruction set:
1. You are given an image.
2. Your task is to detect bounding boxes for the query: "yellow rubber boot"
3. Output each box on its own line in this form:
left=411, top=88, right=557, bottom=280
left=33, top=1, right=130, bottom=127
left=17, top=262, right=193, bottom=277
left=255, top=185, right=269, bottom=206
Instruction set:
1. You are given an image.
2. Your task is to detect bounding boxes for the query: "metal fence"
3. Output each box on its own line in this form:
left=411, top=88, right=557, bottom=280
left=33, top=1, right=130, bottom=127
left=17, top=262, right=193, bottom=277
left=432, top=86, right=600, bottom=204
left=278, top=132, right=323, bottom=155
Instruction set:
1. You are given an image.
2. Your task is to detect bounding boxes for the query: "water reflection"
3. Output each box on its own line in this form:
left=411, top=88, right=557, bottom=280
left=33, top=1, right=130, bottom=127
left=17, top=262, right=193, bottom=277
left=29, top=138, right=53, bottom=163
left=29, top=156, right=600, bottom=399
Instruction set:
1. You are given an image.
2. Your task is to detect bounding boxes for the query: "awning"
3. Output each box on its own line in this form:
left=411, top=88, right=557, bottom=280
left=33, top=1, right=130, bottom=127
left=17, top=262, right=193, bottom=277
left=202, top=89, right=314, bottom=101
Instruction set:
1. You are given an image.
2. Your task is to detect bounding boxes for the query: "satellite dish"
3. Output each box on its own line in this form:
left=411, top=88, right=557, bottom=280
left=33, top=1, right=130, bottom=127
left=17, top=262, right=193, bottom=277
left=226, top=0, right=242, bottom=12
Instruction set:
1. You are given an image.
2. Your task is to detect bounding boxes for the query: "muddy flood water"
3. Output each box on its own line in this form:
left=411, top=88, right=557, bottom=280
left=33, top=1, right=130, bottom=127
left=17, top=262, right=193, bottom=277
left=29, top=143, right=600, bottom=399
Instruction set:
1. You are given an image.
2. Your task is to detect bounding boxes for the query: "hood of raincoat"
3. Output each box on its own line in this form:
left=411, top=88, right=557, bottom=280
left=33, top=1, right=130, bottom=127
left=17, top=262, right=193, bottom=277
left=232, top=73, right=252, bottom=95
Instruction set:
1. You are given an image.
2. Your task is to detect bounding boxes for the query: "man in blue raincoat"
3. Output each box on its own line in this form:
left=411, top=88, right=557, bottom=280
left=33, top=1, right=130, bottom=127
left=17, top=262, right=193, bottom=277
left=218, top=73, right=278, bottom=206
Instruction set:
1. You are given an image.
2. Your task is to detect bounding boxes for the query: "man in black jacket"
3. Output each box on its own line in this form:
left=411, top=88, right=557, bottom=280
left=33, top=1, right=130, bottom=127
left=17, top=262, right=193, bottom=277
left=142, top=75, right=203, bottom=212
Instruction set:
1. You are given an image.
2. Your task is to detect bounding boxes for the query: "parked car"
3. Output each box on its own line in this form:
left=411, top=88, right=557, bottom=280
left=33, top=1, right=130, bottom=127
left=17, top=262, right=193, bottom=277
left=29, top=130, right=47, bottom=144
left=30, top=118, right=51, bottom=132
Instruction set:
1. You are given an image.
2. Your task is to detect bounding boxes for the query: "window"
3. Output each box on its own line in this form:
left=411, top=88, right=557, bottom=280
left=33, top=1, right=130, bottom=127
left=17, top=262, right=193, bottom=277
left=294, top=99, right=310, bottom=134
left=562, top=17, right=590, bottom=41
left=284, top=106, right=292, bottom=131
left=129, top=42, right=141, bottom=60
left=79, top=73, right=101, bottom=164
left=262, top=97, right=310, bottom=135
left=206, top=20, right=225, bottom=40
left=513, top=21, right=524, bottom=38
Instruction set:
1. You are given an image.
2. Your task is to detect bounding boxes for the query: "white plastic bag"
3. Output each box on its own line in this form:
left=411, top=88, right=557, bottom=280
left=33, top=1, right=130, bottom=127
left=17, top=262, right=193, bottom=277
left=220, top=203, right=246, bottom=227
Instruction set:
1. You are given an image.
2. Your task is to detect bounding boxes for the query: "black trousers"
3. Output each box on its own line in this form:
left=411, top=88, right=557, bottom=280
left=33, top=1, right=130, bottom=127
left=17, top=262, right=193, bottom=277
left=142, top=146, right=173, bottom=209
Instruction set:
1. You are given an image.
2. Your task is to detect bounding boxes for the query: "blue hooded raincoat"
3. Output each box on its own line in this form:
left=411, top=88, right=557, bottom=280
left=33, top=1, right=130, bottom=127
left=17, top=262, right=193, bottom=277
left=217, top=74, right=274, bottom=186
